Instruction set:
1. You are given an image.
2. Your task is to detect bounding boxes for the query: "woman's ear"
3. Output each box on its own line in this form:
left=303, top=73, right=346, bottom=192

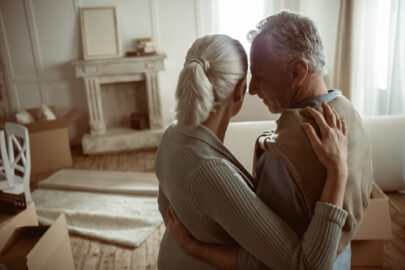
left=291, top=58, right=309, bottom=87
left=234, top=77, right=247, bottom=102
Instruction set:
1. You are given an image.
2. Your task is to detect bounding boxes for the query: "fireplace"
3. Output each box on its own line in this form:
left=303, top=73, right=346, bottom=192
left=72, top=54, right=166, bottom=154
left=101, top=81, right=148, bottom=129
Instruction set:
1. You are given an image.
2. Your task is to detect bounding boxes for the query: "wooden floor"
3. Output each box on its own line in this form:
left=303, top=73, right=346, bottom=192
left=31, top=147, right=162, bottom=270
left=31, top=146, right=405, bottom=270
left=383, top=192, right=405, bottom=269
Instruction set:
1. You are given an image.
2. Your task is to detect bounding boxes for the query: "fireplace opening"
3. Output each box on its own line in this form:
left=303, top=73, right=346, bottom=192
left=101, top=81, right=149, bottom=130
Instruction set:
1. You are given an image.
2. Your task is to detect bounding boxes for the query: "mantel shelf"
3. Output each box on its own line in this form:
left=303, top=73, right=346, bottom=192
left=71, top=53, right=167, bottom=78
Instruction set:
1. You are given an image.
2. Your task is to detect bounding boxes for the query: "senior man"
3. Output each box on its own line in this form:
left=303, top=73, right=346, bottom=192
left=167, top=11, right=373, bottom=270
left=242, top=10, right=373, bottom=270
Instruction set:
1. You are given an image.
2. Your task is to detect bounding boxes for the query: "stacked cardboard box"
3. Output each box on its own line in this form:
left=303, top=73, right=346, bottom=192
left=351, top=182, right=392, bottom=269
left=0, top=202, right=74, bottom=269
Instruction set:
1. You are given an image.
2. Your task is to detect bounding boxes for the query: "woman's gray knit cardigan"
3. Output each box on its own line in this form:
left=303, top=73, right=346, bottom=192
left=155, top=122, right=347, bottom=270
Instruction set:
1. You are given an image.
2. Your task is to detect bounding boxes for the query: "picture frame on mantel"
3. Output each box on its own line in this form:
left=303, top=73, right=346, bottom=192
left=80, top=7, right=120, bottom=59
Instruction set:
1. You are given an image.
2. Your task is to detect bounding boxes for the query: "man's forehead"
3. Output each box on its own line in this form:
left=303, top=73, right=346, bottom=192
left=250, top=35, right=267, bottom=54
left=250, top=39, right=267, bottom=71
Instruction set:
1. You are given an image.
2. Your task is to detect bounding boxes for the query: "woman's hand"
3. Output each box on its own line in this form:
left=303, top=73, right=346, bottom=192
left=302, top=102, right=348, bottom=177
left=302, top=102, right=348, bottom=207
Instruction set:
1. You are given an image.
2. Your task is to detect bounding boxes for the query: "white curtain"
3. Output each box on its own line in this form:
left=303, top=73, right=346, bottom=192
left=208, top=0, right=301, bottom=51
left=351, top=0, right=405, bottom=116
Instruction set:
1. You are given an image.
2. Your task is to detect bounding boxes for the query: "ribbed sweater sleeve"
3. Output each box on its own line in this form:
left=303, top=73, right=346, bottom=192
left=189, top=159, right=347, bottom=270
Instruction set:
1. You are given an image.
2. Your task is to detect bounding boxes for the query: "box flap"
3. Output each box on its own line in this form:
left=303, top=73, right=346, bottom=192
left=0, top=226, right=48, bottom=256
left=0, top=202, right=38, bottom=252
left=31, top=221, right=75, bottom=270
left=0, top=202, right=37, bottom=229
left=58, top=108, right=83, bottom=126
left=23, top=107, right=82, bottom=133
left=353, top=183, right=393, bottom=240
left=23, top=120, right=65, bottom=133
left=0, top=255, right=28, bottom=269
left=26, top=214, right=74, bottom=270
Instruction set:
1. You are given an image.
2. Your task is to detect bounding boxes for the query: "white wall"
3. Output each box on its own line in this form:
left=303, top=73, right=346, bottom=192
left=0, top=0, right=341, bottom=144
left=1, top=0, right=88, bottom=144
left=0, top=0, right=202, bottom=144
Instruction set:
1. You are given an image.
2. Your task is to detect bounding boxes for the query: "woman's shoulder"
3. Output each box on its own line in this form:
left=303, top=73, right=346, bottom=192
left=189, top=158, right=242, bottom=184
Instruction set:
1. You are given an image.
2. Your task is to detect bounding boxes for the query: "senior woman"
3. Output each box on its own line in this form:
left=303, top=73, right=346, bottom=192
left=155, top=34, right=348, bottom=270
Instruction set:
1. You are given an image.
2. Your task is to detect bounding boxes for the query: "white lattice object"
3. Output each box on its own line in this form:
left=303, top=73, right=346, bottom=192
left=0, top=130, right=13, bottom=190
left=0, top=123, right=32, bottom=201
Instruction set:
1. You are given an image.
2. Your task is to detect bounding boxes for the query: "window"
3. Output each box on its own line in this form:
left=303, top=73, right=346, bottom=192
left=217, top=0, right=265, bottom=51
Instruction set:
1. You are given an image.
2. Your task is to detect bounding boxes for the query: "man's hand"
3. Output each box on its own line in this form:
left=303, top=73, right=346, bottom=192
left=166, top=205, right=199, bottom=254
left=166, top=205, right=238, bottom=270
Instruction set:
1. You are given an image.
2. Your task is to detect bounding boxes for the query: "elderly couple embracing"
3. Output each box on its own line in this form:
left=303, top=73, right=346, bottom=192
left=155, top=11, right=373, bottom=270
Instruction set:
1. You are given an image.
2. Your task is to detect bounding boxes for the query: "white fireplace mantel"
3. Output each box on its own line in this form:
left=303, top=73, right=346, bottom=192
left=72, top=54, right=166, bottom=154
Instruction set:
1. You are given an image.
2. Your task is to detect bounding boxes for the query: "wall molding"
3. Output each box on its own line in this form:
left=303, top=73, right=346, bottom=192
left=23, top=0, right=49, bottom=104
left=149, top=0, right=161, bottom=51
left=72, top=0, right=79, bottom=13
left=0, top=6, right=19, bottom=112
left=13, top=75, right=78, bottom=84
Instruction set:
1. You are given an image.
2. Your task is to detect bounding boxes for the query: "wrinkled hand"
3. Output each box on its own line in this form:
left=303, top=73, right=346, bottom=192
left=302, top=102, right=348, bottom=177
left=166, top=205, right=198, bottom=253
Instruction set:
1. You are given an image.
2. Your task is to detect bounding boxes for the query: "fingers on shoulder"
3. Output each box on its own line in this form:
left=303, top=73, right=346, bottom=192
left=322, top=102, right=337, bottom=127
left=305, top=106, right=329, bottom=135
left=302, top=122, right=321, bottom=148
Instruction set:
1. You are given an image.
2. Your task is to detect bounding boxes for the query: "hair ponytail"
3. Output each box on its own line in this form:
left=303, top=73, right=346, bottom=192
left=175, top=60, right=215, bottom=127
left=175, top=34, right=248, bottom=127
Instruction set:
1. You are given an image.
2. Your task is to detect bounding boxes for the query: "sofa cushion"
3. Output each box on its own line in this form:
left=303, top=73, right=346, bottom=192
left=225, top=121, right=276, bottom=174
left=363, top=115, right=405, bottom=191
left=225, top=116, right=405, bottom=192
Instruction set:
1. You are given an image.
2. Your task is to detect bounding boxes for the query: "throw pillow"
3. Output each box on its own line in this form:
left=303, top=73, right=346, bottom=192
left=38, top=104, right=56, bottom=121
left=15, top=110, right=35, bottom=124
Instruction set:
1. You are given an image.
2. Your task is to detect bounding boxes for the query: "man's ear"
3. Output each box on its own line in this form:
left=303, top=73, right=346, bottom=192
left=234, top=77, right=247, bottom=102
left=291, top=58, right=309, bottom=87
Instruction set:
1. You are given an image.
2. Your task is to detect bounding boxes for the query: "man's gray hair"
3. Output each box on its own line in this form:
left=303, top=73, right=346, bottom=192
left=248, top=11, right=326, bottom=75
left=175, top=34, right=248, bottom=127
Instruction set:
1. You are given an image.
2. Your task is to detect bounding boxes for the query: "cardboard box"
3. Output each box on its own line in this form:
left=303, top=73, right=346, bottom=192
left=23, top=106, right=82, bottom=174
left=351, top=240, right=384, bottom=267
left=0, top=214, right=74, bottom=270
left=0, top=202, right=38, bottom=250
left=351, top=183, right=392, bottom=267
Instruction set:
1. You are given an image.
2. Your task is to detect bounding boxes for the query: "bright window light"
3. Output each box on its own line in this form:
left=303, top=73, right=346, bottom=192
left=375, top=0, right=391, bottom=90
left=218, top=0, right=265, bottom=52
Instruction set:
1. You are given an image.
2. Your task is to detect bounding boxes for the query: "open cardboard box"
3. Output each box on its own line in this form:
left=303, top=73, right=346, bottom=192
left=22, top=106, right=82, bottom=174
left=0, top=213, right=74, bottom=270
left=0, top=202, right=38, bottom=244
left=351, top=182, right=392, bottom=268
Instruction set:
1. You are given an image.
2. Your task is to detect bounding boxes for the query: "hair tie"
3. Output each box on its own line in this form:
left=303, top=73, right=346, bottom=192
left=188, top=58, right=210, bottom=73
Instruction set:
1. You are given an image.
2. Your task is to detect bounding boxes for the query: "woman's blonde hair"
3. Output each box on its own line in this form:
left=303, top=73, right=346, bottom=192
left=175, top=34, right=248, bottom=127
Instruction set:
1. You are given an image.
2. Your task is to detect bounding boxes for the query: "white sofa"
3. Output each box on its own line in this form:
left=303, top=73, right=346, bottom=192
left=224, top=115, right=405, bottom=192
